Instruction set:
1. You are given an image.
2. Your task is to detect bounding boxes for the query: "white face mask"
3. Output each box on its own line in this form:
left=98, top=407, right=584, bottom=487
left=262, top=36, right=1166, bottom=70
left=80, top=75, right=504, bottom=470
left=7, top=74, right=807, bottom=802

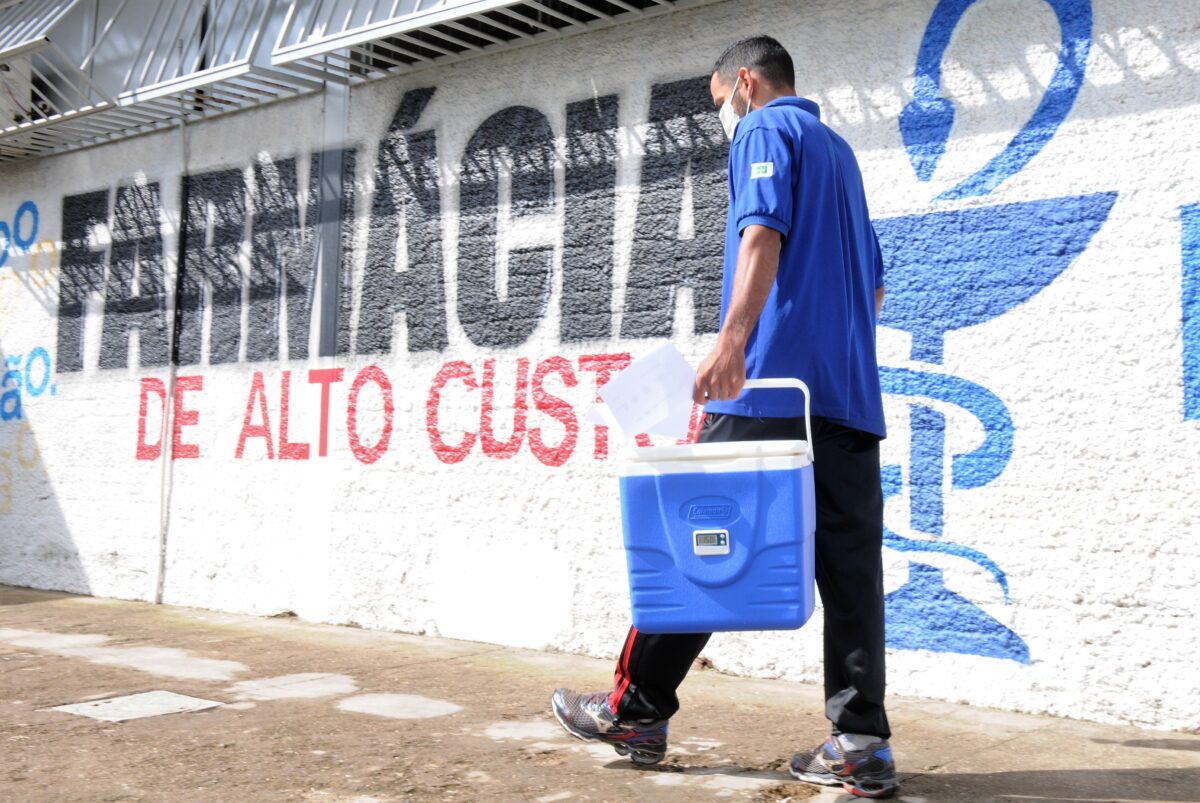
left=719, top=77, right=751, bottom=140
left=719, top=97, right=740, bottom=140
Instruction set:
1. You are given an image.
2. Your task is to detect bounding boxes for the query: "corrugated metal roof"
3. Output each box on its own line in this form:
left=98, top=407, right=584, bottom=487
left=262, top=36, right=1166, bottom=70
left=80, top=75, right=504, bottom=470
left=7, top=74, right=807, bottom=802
left=272, top=0, right=714, bottom=83
left=0, top=0, right=83, bottom=57
left=0, top=0, right=710, bottom=161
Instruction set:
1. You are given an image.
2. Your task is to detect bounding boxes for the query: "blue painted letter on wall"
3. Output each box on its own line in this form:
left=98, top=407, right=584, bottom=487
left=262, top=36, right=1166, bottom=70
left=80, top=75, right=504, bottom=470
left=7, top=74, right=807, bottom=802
left=1184, top=204, right=1200, bottom=421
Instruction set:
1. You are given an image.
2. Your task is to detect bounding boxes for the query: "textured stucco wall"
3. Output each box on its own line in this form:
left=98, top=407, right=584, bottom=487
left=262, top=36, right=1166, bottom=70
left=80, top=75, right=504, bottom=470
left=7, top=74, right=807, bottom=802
left=1, top=0, right=1198, bottom=731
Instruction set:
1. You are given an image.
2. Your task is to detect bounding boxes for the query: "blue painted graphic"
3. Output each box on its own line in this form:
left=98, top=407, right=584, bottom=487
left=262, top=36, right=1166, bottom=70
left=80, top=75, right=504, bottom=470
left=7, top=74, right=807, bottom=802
left=1, top=355, right=21, bottom=422
left=25, top=347, right=53, bottom=398
left=875, top=193, right=1118, bottom=362
left=908, top=404, right=945, bottom=535
left=1183, top=204, right=1200, bottom=421
left=881, top=466, right=1011, bottom=599
left=13, top=200, right=38, bottom=250
left=0, top=200, right=40, bottom=269
left=0, top=347, right=57, bottom=423
left=879, top=0, right=1112, bottom=663
left=880, top=368, right=1027, bottom=662
left=901, top=0, right=1092, bottom=199
left=879, top=369, right=1015, bottom=586
left=885, top=563, right=1030, bottom=662
left=882, top=368, right=1014, bottom=493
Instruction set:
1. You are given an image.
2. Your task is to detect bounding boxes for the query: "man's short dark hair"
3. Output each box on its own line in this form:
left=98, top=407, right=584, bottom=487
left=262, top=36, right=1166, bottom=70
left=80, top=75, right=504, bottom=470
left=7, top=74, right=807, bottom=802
left=712, top=35, right=795, bottom=89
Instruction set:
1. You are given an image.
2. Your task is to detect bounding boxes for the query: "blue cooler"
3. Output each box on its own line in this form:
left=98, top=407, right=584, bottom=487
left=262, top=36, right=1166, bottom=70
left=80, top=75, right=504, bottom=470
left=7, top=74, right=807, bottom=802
left=618, top=379, right=817, bottom=633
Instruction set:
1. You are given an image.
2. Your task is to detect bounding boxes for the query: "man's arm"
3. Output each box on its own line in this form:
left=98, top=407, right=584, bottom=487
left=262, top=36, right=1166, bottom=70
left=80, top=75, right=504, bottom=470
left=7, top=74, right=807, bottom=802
left=693, top=224, right=782, bottom=403
left=873, top=223, right=885, bottom=318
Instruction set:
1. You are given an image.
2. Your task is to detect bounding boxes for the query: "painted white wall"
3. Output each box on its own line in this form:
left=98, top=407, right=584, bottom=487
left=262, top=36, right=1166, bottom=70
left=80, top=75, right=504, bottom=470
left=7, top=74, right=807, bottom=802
left=1, top=0, right=1197, bottom=732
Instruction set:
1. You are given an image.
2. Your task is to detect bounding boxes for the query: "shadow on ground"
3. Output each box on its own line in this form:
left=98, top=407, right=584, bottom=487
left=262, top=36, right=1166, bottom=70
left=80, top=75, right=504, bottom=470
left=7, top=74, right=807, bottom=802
left=603, top=756, right=1200, bottom=802
left=1095, top=739, right=1200, bottom=753
left=906, top=766, right=1200, bottom=802
left=605, top=758, right=791, bottom=782
left=0, top=586, right=84, bottom=606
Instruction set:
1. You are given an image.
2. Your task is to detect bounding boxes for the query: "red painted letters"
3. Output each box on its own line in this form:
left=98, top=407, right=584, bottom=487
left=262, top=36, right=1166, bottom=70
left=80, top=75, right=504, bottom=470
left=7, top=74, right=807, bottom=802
left=426, top=361, right=478, bottom=465
left=529, top=357, right=578, bottom=467
left=135, top=353, right=670, bottom=467
left=308, top=368, right=345, bottom=457
left=171, top=375, right=204, bottom=460
left=480, top=358, right=529, bottom=460
left=136, top=378, right=166, bottom=461
left=347, top=365, right=394, bottom=465
left=422, top=353, right=666, bottom=466
left=278, top=370, right=310, bottom=460
left=236, top=371, right=274, bottom=459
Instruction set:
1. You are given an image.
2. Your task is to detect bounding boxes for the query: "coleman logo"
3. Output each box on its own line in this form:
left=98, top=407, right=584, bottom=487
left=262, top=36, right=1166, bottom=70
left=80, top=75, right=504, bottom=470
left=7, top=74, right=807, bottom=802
left=750, top=162, right=774, bottom=179
left=688, top=504, right=733, bottom=521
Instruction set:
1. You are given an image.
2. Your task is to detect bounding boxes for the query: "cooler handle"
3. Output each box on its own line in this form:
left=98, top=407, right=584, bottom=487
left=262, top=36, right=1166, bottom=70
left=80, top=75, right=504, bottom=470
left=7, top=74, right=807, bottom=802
left=740, top=378, right=814, bottom=462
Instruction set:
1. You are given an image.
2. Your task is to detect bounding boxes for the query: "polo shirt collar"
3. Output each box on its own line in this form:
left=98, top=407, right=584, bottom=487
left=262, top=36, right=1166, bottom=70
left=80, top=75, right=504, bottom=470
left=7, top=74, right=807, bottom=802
left=764, top=96, right=821, bottom=120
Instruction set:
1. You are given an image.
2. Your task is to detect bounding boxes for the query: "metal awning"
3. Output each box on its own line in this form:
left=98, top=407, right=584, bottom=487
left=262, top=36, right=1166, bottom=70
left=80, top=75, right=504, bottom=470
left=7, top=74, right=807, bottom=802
left=0, top=0, right=710, bottom=161
left=271, top=0, right=714, bottom=84
left=0, top=0, right=115, bottom=159
left=0, top=0, right=321, bottom=161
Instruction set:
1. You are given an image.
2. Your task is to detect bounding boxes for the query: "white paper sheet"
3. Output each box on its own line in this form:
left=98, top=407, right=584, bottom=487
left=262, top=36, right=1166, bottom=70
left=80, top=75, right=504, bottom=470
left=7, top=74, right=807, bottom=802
left=592, top=342, right=696, bottom=441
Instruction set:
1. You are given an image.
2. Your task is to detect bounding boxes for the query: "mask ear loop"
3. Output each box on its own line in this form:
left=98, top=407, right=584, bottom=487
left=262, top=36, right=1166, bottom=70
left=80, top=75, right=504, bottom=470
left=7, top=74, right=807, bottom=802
left=736, top=73, right=755, bottom=117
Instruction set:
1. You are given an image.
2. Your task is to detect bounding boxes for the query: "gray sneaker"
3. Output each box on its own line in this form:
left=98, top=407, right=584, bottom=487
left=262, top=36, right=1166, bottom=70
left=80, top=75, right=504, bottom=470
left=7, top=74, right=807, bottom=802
left=550, top=688, right=669, bottom=765
left=790, top=735, right=899, bottom=798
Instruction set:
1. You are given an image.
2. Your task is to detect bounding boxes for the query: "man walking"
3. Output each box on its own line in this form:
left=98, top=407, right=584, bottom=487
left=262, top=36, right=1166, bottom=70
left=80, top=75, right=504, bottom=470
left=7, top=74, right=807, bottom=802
left=551, top=36, right=897, bottom=799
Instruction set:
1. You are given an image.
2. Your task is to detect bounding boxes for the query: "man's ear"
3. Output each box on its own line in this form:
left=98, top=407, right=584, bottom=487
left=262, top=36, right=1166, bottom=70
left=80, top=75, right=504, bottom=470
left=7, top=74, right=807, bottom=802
left=737, top=66, right=754, bottom=107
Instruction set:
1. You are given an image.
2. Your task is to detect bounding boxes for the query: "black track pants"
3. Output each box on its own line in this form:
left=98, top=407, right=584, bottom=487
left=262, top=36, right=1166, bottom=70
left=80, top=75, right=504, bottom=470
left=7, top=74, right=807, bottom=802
left=608, top=412, right=891, bottom=740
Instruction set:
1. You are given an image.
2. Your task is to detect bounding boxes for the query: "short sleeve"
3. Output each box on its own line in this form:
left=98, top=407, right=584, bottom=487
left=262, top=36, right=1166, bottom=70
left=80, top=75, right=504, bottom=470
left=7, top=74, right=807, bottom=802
left=731, top=126, right=795, bottom=238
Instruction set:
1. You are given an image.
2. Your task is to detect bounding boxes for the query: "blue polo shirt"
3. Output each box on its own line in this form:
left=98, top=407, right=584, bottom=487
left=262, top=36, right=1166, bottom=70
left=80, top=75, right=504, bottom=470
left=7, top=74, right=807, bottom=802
left=705, top=96, right=886, bottom=438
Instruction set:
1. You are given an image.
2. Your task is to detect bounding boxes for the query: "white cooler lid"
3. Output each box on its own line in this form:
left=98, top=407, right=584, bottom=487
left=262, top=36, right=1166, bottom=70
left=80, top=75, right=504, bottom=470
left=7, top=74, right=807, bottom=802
left=625, top=439, right=810, bottom=463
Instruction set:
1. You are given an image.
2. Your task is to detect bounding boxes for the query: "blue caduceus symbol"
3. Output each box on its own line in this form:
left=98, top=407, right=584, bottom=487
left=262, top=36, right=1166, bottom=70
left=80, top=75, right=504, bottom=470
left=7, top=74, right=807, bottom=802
left=874, top=0, right=1116, bottom=662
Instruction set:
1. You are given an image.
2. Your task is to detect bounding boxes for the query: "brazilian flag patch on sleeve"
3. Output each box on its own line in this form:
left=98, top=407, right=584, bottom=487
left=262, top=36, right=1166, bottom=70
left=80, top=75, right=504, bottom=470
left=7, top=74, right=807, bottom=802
left=750, top=162, right=775, bottom=179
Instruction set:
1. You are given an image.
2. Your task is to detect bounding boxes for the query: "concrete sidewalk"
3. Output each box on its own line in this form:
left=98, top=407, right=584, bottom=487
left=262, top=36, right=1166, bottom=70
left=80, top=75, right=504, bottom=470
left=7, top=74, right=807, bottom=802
left=1, top=586, right=1198, bottom=803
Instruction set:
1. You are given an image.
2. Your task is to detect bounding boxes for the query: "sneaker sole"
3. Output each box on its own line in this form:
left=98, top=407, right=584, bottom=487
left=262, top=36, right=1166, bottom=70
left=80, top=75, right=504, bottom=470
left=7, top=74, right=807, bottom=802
left=844, top=777, right=902, bottom=796
left=789, top=764, right=898, bottom=798
left=842, top=779, right=899, bottom=799
left=613, top=742, right=664, bottom=765
left=549, top=699, right=665, bottom=766
left=787, top=766, right=844, bottom=787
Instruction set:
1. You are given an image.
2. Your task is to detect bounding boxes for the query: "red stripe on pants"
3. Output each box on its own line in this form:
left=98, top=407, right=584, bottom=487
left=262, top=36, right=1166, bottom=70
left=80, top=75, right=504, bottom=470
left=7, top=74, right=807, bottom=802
left=609, top=626, right=638, bottom=714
